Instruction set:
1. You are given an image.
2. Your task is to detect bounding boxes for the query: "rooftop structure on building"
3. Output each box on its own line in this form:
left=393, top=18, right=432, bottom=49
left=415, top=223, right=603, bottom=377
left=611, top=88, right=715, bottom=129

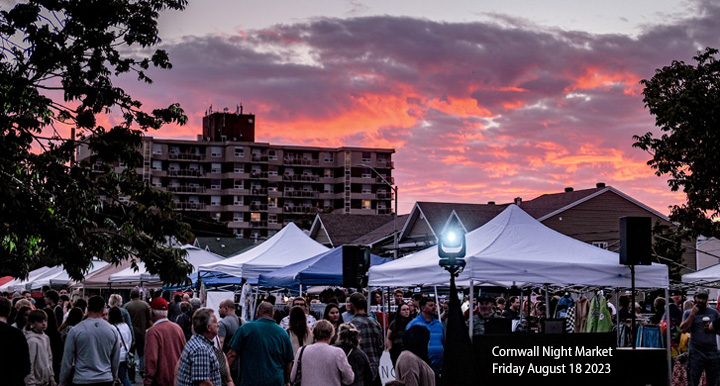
left=78, top=107, right=395, bottom=239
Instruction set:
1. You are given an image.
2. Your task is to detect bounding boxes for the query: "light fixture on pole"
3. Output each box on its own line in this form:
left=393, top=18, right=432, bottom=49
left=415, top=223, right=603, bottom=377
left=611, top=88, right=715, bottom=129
left=358, top=163, right=398, bottom=259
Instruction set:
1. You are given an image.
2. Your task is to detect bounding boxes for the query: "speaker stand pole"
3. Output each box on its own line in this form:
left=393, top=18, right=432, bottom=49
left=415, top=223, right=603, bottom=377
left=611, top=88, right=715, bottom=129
left=631, top=264, right=636, bottom=350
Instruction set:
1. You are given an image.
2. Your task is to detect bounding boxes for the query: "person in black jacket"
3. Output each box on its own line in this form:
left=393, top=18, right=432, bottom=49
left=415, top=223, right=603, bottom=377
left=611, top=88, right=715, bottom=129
left=0, top=297, right=31, bottom=385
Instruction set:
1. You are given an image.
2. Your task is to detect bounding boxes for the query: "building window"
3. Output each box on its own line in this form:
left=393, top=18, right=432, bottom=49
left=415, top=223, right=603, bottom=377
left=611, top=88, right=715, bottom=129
left=233, top=212, right=243, bottom=222
left=361, top=152, right=371, bottom=163
left=251, top=213, right=261, bottom=222
left=362, top=184, right=372, bottom=194
left=233, top=196, right=242, bottom=206
left=234, top=180, right=243, bottom=189
left=592, top=241, right=609, bottom=249
left=211, top=146, right=222, bottom=157
left=211, top=163, right=221, bottom=173
left=268, top=150, right=277, bottom=160
left=234, top=163, right=244, bottom=173
left=152, top=144, right=162, bottom=155
left=268, top=214, right=278, bottom=224
left=211, top=196, right=221, bottom=206
left=324, top=169, right=333, bottom=178
left=362, top=168, right=372, bottom=178
left=234, top=147, right=244, bottom=157
left=324, top=184, right=333, bottom=193
left=210, top=179, right=221, bottom=190
left=151, top=160, right=162, bottom=170
left=362, top=200, right=372, bottom=209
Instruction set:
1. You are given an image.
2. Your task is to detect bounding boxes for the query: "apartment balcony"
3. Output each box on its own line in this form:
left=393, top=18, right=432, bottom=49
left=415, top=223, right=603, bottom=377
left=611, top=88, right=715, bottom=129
left=225, top=188, right=250, bottom=196
left=377, top=208, right=393, bottom=215
left=225, top=204, right=250, bottom=212
left=376, top=160, right=394, bottom=169
left=319, top=192, right=336, bottom=200
left=227, top=171, right=250, bottom=179
left=250, top=155, right=268, bottom=163
left=268, top=189, right=282, bottom=198
left=167, top=169, right=206, bottom=177
left=250, top=203, right=268, bottom=211
left=167, top=185, right=207, bottom=194
left=149, top=169, right=167, bottom=177
left=268, top=174, right=282, bottom=182
left=355, top=192, right=375, bottom=200
left=377, top=176, right=394, bottom=184
left=250, top=171, right=268, bottom=179
left=283, top=158, right=319, bottom=166
left=173, top=202, right=206, bottom=210
left=377, top=192, right=394, bottom=200
left=250, top=220, right=268, bottom=228
left=267, top=222, right=283, bottom=230
left=268, top=205, right=283, bottom=214
left=283, top=206, right=320, bottom=214
left=282, top=174, right=320, bottom=182
left=168, top=152, right=206, bottom=161
left=250, top=188, right=268, bottom=195
left=283, top=190, right=319, bottom=198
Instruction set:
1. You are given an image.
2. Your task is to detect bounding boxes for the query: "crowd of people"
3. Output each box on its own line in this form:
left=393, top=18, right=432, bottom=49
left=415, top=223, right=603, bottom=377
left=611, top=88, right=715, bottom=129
left=2, top=284, right=711, bottom=386
left=0, top=287, right=443, bottom=386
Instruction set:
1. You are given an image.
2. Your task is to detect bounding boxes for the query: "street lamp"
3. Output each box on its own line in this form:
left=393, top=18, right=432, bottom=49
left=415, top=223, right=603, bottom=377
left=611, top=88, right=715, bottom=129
left=358, top=163, right=398, bottom=259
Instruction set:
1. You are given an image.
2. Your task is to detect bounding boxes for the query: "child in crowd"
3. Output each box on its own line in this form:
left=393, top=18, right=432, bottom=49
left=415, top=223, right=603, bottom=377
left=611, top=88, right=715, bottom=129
left=25, top=310, right=55, bottom=386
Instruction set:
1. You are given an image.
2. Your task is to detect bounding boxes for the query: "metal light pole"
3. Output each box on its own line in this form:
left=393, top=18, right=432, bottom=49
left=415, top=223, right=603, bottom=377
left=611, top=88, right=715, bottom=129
left=358, top=163, right=398, bottom=259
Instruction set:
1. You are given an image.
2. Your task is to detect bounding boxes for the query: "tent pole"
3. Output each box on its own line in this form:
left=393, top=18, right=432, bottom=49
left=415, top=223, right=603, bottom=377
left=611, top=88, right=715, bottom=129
left=299, top=283, right=302, bottom=298
left=665, top=287, right=671, bottom=386
left=615, top=289, right=620, bottom=345
left=469, top=280, right=474, bottom=342
left=544, top=284, right=551, bottom=319
left=253, top=285, right=260, bottom=322
left=434, top=286, right=441, bottom=323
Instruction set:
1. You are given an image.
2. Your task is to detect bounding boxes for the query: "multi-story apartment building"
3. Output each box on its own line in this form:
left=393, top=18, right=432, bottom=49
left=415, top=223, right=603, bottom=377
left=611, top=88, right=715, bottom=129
left=79, top=108, right=395, bottom=239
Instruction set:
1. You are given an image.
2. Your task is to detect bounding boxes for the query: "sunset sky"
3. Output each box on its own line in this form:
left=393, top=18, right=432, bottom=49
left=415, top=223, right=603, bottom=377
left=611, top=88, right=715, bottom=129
left=108, top=0, right=720, bottom=215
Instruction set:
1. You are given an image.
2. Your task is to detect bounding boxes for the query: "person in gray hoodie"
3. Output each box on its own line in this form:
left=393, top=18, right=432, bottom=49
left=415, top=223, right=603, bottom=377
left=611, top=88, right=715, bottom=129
left=58, top=296, right=120, bottom=386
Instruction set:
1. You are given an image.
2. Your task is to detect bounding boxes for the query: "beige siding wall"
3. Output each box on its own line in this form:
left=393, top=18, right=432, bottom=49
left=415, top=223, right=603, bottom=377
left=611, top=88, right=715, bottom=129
left=539, top=191, right=696, bottom=272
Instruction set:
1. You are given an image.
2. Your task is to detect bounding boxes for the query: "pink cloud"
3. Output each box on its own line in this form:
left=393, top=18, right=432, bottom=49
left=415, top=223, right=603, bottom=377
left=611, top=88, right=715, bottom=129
left=108, top=3, right=720, bottom=215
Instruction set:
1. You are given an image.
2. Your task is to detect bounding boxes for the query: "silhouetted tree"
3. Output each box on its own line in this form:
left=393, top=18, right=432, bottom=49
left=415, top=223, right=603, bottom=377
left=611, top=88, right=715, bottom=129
left=0, top=0, right=194, bottom=284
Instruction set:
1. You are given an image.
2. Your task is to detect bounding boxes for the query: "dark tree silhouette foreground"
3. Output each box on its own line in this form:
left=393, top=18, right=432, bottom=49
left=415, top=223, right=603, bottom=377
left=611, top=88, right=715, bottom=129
left=0, top=0, right=194, bottom=284
left=635, top=47, right=720, bottom=240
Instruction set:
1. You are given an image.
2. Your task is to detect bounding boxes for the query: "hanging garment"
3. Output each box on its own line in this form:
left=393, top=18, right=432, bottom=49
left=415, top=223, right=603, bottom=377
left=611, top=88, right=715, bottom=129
left=574, top=296, right=589, bottom=332
left=565, top=304, right=576, bottom=333
left=584, top=293, right=613, bottom=333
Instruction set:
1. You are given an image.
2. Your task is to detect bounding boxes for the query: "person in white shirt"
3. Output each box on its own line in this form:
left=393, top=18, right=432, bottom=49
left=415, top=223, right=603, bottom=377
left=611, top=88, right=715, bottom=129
left=280, top=297, right=316, bottom=329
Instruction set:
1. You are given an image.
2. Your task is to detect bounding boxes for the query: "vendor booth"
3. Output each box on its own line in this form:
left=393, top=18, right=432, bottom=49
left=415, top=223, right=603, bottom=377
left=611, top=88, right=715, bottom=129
left=198, top=222, right=329, bottom=282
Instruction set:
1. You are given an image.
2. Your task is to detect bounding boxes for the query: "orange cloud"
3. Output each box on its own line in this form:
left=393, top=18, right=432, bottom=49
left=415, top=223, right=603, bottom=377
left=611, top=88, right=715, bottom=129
left=568, top=67, right=641, bottom=94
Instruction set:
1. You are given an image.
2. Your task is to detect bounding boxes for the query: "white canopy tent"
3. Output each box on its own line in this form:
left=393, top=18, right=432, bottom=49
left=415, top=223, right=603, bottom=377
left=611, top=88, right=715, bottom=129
left=108, top=245, right=224, bottom=285
left=1, top=266, right=55, bottom=293
left=26, top=260, right=110, bottom=290
left=198, top=222, right=329, bottom=280
left=369, top=204, right=669, bottom=289
left=682, top=263, right=720, bottom=286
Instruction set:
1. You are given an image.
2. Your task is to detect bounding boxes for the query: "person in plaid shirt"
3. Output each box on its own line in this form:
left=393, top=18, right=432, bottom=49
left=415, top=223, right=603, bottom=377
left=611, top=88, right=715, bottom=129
left=348, top=292, right=384, bottom=386
left=176, top=308, right=222, bottom=386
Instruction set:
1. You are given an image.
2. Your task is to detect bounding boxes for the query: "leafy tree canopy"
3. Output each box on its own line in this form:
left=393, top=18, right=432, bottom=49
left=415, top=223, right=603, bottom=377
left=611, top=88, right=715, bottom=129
left=635, top=47, right=720, bottom=239
left=0, top=0, right=194, bottom=284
